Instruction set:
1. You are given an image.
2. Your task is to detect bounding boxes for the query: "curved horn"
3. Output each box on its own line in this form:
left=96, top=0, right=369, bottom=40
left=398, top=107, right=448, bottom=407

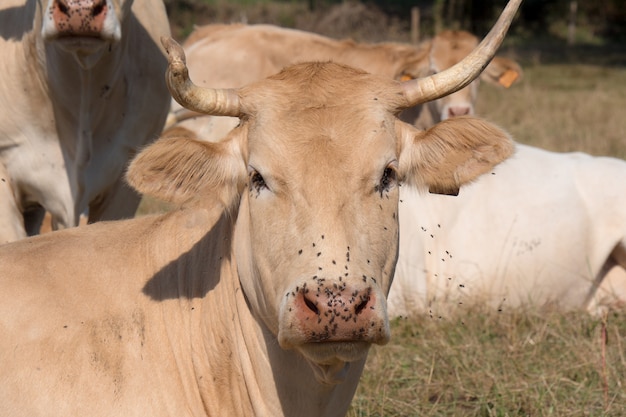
left=401, top=0, right=522, bottom=107
left=161, top=36, right=242, bottom=117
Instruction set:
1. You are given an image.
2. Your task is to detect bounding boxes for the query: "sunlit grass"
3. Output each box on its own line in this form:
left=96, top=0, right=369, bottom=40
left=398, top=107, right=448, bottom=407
left=477, top=64, right=626, bottom=158
left=348, top=308, right=626, bottom=416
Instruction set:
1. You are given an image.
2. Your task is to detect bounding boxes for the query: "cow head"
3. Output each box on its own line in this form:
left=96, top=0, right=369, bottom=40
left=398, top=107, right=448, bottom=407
left=401, top=30, right=523, bottom=129
left=128, top=0, right=519, bottom=386
left=40, top=0, right=132, bottom=65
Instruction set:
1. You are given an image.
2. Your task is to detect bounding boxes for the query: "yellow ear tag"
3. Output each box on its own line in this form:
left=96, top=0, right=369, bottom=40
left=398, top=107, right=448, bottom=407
left=498, top=69, right=519, bottom=88
left=400, top=74, right=414, bottom=82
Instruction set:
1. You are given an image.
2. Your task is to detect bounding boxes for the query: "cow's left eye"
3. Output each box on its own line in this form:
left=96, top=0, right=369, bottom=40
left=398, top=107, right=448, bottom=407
left=250, top=170, right=267, bottom=193
left=376, top=165, right=397, bottom=196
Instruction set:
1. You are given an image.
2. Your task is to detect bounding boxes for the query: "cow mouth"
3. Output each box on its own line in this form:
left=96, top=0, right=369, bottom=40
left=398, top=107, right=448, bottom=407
left=298, top=341, right=370, bottom=366
left=51, top=36, right=108, bottom=48
left=298, top=342, right=371, bottom=385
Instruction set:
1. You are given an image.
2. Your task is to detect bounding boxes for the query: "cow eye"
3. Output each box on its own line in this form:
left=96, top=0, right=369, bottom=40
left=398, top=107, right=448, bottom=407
left=376, top=164, right=398, bottom=196
left=249, top=169, right=267, bottom=193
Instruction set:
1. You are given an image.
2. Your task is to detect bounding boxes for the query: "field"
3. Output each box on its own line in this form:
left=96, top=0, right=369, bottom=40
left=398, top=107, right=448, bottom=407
left=147, top=4, right=626, bottom=415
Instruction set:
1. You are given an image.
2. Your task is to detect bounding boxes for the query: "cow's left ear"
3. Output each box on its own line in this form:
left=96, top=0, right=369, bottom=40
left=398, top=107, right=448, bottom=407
left=397, top=116, right=515, bottom=195
left=481, top=56, right=523, bottom=88
left=126, top=126, right=247, bottom=209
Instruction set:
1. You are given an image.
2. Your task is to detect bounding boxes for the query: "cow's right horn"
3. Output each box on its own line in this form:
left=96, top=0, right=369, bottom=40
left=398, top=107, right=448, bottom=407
left=401, top=0, right=522, bottom=107
left=161, top=37, right=242, bottom=117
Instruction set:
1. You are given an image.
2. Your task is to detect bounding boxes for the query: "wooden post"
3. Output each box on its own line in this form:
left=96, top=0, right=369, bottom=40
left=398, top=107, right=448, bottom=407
left=568, top=1, right=578, bottom=45
left=411, top=7, right=420, bottom=44
left=433, top=0, right=444, bottom=35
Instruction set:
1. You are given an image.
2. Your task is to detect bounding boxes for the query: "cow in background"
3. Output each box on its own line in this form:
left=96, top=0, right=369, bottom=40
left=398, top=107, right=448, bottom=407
left=406, top=29, right=522, bottom=129
left=0, top=0, right=171, bottom=244
left=391, top=143, right=626, bottom=318
left=165, top=23, right=521, bottom=142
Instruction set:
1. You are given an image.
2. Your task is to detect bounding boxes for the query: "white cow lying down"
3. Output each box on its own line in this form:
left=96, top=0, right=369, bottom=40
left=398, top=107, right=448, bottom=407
left=390, top=143, right=626, bottom=317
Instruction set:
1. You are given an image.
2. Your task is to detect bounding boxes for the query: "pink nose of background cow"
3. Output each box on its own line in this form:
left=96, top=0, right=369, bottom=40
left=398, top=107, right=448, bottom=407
left=447, top=105, right=472, bottom=118
left=289, top=281, right=388, bottom=344
left=52, top=0, right=108, bottom=37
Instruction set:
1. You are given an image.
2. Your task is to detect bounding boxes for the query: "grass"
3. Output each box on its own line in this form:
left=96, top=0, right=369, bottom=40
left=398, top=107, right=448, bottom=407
left=348, top=309, right=626, bottom=416
left=476, top=62, right=626, bottom=158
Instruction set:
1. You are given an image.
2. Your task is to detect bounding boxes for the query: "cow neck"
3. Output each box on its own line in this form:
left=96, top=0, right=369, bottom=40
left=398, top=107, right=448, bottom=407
left=221, top=219, right=366, bottom=417
left=44, top=40, right=125, bottom=152
left=140, top=206, right=250, bottom=415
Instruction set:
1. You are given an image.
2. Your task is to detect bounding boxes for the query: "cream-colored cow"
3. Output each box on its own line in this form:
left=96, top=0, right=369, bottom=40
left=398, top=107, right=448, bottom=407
left=0, top=1, right=520, bottom=414
left=0, top=0, right=171, bottom=244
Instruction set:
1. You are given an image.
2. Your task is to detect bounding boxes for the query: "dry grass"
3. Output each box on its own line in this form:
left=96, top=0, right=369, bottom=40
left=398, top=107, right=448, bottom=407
left=477, top=62, right=626, bottom=158
left=349, top=308, right=626, bottom=416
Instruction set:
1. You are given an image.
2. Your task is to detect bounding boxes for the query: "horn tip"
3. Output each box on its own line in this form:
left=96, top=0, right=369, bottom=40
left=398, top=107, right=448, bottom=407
left=160, top=36, right=186, bottom=65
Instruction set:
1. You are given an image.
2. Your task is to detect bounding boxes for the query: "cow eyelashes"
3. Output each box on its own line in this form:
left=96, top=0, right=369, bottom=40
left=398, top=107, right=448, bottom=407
left=376, top=164, right=398, bottom=196
left=249, top=169, right=267, bottom=193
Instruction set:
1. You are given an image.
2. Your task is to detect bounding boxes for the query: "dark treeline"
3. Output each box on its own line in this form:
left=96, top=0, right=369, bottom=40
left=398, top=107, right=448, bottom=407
left=164, top=0, right=626, bottom=44
left=308, top=0, right=626, bottom=42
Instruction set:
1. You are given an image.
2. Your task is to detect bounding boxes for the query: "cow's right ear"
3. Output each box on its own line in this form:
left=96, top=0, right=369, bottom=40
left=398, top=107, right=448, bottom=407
left=397, top=117, right=515, bottom=195
left=126, top=127, right=247, bottom=209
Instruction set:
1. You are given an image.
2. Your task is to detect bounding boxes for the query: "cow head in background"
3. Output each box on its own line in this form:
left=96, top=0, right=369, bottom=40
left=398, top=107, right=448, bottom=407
left=401, top=30, right=523, bottom=129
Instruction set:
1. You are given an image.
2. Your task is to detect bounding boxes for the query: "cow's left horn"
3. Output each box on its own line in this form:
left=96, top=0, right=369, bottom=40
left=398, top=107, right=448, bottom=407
left=161, top=37, right=242, bottom=117
left=401, top=0, right=522, bottom=107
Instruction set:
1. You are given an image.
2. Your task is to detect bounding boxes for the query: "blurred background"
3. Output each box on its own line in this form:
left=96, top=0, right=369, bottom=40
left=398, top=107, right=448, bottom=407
left=164, top=0, right=626, bottom=47
left=159, top=0, right=626, bottom=158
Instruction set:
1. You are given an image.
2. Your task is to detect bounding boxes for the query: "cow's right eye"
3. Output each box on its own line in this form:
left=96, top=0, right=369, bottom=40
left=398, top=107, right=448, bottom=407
left=249, top=170, right=267, bottom=193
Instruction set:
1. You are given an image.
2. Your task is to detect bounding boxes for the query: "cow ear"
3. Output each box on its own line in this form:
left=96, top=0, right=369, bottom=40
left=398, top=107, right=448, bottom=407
left=481, top=56, right=523, bottom=88
left=126, top=127, right=247, bottom=209
left=397, top=117, right=515, bottom=195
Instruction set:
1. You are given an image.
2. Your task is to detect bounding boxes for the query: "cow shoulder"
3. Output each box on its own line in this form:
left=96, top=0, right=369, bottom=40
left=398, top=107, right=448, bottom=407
left=126, top=127, right=247, bottom=208
left=397, top=116, right=514, bottom=195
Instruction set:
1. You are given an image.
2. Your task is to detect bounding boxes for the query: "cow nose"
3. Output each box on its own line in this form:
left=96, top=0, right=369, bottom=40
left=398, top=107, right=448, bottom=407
left=53, top=0, right=108, bottom=35
left=291, top=283, right=387, bottom=343
left=448, top=105, right=471, bottom=117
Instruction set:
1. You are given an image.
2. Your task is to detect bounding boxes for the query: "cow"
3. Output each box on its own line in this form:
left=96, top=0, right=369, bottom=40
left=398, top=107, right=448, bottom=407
left=0, top=0, right=171, bottom=244
left=0, top=1, right=520, bottom=414
left=164, top=23, right=521, bottom=142
left=406, top=29, right=523, bottom=129
left=390, top=143, right=626, bottom=318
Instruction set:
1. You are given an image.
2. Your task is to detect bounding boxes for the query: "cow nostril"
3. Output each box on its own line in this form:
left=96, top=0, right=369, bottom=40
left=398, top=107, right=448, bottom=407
left=92, top=1, right=106, bottom=17
left=354, top=296, right=370, bottom=315
left=56, top=0, right=69, bottom=15
left=303, top=295, right=320, bottom=315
